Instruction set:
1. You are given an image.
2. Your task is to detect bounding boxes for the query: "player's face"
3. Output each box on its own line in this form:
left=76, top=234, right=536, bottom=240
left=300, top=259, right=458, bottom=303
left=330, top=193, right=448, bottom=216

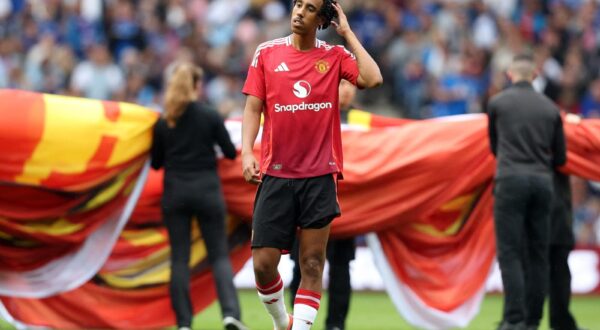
left=291, top=0, right=324, bottom=35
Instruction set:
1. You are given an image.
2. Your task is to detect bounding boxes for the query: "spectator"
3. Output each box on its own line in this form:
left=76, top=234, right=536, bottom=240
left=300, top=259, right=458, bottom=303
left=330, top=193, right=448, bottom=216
left=581, top=79, right=600, bottom=118
left=430, top=54, right=483, bottom=117
left=512, top=0, right=547, bottom=43
left=106, top=0, right=145, bottom=62
left=472, top=1, right=499, bottom=50
left=70, top=43, right=124, bottom=100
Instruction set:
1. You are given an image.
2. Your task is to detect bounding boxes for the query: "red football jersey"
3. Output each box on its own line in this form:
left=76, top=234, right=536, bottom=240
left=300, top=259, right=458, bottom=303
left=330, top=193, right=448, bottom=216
left=242, top=35, right=359, bottom=178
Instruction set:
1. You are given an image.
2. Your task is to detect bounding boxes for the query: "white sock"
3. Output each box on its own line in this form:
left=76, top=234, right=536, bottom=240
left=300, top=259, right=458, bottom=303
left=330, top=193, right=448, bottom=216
left=292, top=289, right=321, bottom=330
left=257, top=274, right=289, bottom=330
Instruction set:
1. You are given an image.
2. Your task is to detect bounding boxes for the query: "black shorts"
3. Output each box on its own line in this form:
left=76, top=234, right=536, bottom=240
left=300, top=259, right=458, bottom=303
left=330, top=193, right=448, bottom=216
left=251, top=174, right=340, bottom=251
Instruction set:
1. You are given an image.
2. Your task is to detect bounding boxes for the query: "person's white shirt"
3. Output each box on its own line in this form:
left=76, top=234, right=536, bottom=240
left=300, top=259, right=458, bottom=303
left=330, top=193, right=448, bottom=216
left=71, top=61, right=124, bottom=100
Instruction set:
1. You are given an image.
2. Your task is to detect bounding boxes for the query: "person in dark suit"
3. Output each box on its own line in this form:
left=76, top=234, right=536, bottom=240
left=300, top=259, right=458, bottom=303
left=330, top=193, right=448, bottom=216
left=540, top=114, right=584, bottom=330
left=151, top=62, right=247, bottom=330
left=289, top=80, right=358, bottom=330
left=487, top=54, right=567, bottom=330
left=546, top=170, right=580, bottom=330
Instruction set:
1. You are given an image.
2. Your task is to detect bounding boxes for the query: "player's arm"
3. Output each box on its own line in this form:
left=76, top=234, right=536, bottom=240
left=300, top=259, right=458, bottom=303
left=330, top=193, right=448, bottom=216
left=331, top=2, right=382, bottom=89
left=242, top=95, right=263, bottom=184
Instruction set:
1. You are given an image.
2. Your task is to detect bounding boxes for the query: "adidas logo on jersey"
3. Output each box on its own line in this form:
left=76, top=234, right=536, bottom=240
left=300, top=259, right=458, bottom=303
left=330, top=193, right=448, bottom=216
left=274, top=62, right=290, bottom=72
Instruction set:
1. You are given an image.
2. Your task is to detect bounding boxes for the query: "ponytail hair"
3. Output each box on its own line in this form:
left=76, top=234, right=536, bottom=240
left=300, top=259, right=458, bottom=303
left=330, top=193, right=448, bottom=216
left=163, top=62, right=203, bottom=128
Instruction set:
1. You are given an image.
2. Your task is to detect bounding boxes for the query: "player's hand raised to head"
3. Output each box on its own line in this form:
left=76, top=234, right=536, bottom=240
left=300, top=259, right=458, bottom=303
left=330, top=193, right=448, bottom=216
left=330, top=2, right=351, bottom=37
left=242, top=153, right=262, bottom=185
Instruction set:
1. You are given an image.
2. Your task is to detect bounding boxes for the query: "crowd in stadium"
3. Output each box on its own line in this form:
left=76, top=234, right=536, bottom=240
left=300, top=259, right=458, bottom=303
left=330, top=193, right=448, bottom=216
left=0, top=0, right=599, bottom=244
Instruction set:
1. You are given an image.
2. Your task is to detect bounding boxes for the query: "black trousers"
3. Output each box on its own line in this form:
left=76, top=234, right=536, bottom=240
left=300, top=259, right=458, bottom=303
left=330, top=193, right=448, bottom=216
left=494, top=175, right=553, bottom=325
left=290, top=237, right=355, bottom=330
left=162, top=171, right=240, bottom=327
left=548, top=244, right=578, bottom=330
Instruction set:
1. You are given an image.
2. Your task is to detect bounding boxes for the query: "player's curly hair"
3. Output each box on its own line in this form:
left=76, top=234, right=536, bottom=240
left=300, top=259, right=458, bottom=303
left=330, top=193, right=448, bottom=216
left=318, top=0, right=338, bottom=30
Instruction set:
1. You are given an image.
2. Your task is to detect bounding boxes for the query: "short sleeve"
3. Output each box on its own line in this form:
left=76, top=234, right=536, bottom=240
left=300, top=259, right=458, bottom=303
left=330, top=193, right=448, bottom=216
left=338, top=46, right=359, bottom=85
left=242, top=45, right=266, bottom=101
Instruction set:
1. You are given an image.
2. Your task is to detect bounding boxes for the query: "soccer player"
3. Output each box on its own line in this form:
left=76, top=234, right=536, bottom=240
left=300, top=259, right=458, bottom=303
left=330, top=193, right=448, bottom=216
left=288, top=80, right=359, bottom=330
left=241, top=0, right=382, bottom=329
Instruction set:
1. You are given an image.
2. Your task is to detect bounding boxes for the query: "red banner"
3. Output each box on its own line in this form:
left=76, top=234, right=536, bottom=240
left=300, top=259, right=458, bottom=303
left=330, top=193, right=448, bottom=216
left=1, top=90, right=599, bottom=329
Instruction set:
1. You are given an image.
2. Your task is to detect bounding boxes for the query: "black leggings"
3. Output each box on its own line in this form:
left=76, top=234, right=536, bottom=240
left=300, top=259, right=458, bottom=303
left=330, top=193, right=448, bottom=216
left=162, top=171, right=240, bottom=327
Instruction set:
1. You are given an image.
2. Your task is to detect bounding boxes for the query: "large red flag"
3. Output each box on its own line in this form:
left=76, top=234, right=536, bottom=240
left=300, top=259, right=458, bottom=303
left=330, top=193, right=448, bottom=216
left=1, top=89, right=599, bottom=329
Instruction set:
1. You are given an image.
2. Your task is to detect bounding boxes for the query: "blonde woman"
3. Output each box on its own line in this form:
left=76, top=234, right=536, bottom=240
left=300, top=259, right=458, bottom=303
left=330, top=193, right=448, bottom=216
left=151, top=63, right=247, bottom=330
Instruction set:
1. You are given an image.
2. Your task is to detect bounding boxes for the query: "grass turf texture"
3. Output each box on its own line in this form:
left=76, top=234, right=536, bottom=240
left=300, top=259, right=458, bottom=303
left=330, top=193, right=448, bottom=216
left=1, top=291, right=599, bottom=329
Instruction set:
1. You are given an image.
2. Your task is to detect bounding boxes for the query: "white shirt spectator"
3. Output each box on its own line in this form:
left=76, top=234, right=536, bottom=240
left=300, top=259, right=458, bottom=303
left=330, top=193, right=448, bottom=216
left=0, top=0, right=11, bottom=19
left=473, top=13, right=498, bottom=49
left=81, top=0, right=103, bottom=22
left=71, top=61, right=124, bottom=100
left=0, top=60, right=8, bottom=88
left=484, top=0, right=518, bottom=19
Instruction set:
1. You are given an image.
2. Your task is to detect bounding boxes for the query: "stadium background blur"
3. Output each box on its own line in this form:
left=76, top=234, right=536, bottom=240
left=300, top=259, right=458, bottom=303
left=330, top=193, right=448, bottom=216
left=0, top=0, right=599, bottom=245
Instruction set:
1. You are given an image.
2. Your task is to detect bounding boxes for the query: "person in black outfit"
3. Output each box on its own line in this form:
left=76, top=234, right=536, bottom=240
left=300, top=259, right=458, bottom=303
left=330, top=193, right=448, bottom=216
left=487, top=54, right=567, bottom=330
left=151, top=62, right=247, bottom=330
left=289, top=80, right=357, bottom=330
left=539, top=114, right=585, bottom=330
left=545, top=170, right=582, bottom=330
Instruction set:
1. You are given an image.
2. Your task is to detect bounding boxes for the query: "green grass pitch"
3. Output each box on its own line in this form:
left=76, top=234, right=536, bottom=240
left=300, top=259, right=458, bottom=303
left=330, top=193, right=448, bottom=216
left=2, top=291, right=599, bottom=329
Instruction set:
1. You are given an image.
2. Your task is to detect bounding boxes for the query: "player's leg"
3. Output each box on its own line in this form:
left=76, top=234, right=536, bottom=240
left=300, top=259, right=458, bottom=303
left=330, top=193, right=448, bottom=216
left=293, top=225, right=330, bottom=330
left=293, top=174, right=341, bottom=330
left=254, top=247, right=291, bottom=330
left=252, top=175, right=296, bottom=330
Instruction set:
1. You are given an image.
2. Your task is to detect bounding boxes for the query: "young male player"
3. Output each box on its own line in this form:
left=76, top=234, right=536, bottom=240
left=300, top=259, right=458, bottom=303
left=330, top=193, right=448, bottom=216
left=241, top=0, right=382, bottom=329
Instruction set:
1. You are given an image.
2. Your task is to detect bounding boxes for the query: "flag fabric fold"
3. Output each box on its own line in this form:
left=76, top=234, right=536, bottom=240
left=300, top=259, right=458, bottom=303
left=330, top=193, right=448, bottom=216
left=1, top=90, right=599, bottom=329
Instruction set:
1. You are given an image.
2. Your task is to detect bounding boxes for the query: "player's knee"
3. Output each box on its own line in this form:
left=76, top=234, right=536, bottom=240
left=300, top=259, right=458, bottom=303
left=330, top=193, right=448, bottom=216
left=301, top=254, right=325, bottom=280
left=253, top=260, right=270, bottom=277
left=253, top=255, right=277, bottom=279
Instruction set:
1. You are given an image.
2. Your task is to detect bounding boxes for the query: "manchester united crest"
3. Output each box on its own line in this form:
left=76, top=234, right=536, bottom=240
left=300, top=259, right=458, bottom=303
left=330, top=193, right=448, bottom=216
left=315, top=60, right=330, bottom=74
